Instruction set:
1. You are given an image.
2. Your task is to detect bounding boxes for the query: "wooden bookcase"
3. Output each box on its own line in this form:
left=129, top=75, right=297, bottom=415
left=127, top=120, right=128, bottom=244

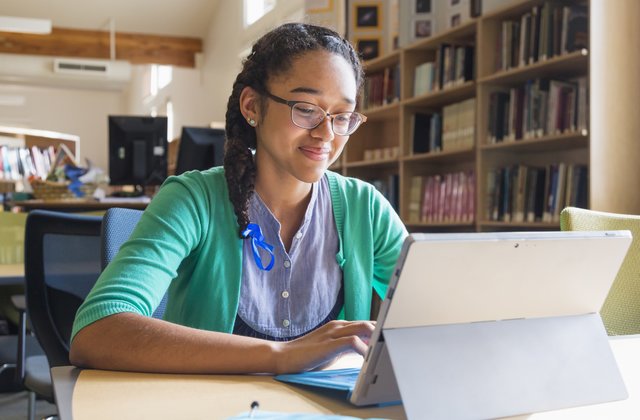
left=334, top=0, right=640, bottom=232
left=0, top=126, right=79, bottom=194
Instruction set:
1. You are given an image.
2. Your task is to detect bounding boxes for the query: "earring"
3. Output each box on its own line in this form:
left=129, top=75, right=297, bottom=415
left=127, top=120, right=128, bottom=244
left=247, top=118, right=257, bottom=127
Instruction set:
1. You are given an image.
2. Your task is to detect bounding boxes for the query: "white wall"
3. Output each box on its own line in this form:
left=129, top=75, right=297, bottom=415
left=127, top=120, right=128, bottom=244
left=125, top=63, right=214, bottom=140
left=0, top=0, right=307, bottom=175
left=121, top=0, right=307, bottom=141
left=200, top=0, right=305, bottom=123
left=0, top=83, right=124, bottom=170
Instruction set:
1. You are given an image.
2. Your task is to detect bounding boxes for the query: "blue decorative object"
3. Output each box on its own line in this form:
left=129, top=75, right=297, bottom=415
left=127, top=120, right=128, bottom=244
left=64, top=164, right=88, bottom=197
left=242, top=223, right=275, bottom=271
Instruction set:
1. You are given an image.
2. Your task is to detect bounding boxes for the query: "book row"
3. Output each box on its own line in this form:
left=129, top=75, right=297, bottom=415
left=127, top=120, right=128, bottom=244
left=363, top=146, right=400, bottom=162
left=495, top=2, right=588, bottom=72
left=414, top=44, right=474, bottom=97
left=412, top=98, right=475, bottom=154
left=370, top=174, right=400, bottom=213
left=361, top=64, right=400, bottom=110
left=487, top=77, right=587, bottom=143
left=408, top=170, right=476, bottom=225
left=487, top=162, right=588, bottom=224
left=0, top=145, right=55, bottom=182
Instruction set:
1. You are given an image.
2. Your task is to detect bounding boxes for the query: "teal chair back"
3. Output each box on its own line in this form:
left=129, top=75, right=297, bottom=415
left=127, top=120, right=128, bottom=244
left=560, top=207, right=640, bottom=335
left=101, top=207, right=167, bottom=319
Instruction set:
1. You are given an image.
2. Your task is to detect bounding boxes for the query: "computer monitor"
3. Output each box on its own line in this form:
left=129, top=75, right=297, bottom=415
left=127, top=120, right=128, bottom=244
left=175, top=126, right=226, bottom=175
left=108, top=115, right=168, bottom=189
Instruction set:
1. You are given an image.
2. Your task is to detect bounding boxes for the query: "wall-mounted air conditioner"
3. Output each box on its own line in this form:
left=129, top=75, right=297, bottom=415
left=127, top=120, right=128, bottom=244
left=53, top=58, right=130, bottom=78
left=0, top=53, right=132, bottom=91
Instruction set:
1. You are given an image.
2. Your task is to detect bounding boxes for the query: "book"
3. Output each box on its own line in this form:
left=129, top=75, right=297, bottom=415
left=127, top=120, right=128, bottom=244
left=421, top=175, right=434, bottom=223
left=411, top=113, right=433, bottom=154
left=408, top=175, right=425, bottom=223
left=442, top=102, right=459, bottom=151
left=430, top=113, right=443, bottom=152
left=487, top=91, right=510, bottom=143
left=514, top=164, right=528, bottom=223
left=564, top=5, right=588, bottom=53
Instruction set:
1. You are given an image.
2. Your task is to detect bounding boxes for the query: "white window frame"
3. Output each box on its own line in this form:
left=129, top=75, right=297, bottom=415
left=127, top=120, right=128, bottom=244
left=146, top=64, right=173, bottom=98
left=244, top=0, right=277, bottom=27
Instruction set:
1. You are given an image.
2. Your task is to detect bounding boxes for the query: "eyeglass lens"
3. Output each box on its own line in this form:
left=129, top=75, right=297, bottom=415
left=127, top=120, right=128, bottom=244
left=291, top=103, right=362, bottom=135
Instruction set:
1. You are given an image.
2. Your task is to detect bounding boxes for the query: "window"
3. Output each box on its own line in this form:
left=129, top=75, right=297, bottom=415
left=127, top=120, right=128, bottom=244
left=244, top=0, right=276, bottom=26
left=147, top=64, right=173, bottom=97
left=166, top=99, right=174, bottom=141
left=157, top=65, right=172, bottom=91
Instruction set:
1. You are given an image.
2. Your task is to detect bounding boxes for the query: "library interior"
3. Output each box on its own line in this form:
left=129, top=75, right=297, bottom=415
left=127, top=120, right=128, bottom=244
left=1, top=0, right=640, bottom=419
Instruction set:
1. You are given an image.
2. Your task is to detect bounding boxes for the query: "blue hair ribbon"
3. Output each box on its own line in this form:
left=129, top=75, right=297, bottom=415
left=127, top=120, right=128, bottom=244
left=242, top=223, right=275, bottom=271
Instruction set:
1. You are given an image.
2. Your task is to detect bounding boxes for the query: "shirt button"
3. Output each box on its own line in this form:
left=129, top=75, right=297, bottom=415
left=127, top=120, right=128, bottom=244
left=283, top=260, right=291, bottom=268
left=295, top=232, right=302, bottom=239
left=281, top=290, right=290, bottom=299
left=282, top=319, right=290, bottom=327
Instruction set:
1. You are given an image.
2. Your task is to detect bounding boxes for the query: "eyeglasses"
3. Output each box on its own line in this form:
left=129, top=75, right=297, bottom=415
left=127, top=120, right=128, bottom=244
left=262, top=90, right=367, bottom=136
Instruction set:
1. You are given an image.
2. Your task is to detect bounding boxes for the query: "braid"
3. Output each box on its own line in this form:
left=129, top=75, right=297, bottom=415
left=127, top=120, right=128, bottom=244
left=224, top=23, right=364, bottom=237
left=224, top=77, right=257, bottom=236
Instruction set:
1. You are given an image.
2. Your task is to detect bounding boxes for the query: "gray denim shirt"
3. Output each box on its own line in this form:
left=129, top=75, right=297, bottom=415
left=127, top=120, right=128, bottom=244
left=237, top=175, right=342, bottom=338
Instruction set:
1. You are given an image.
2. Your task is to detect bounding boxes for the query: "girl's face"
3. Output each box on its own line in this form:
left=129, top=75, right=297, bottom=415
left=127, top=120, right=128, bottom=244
left=252, top=50, right=358, bottom=185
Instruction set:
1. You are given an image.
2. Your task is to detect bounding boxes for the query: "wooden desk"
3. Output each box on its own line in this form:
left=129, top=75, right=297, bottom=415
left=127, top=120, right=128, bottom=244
left=0, top=263, right=23, bottom=286
left=53, top=355, right=404, bottom=419
left=52, top=336, right=640, bottom=420
left=11, top=199, right=148, bottom=213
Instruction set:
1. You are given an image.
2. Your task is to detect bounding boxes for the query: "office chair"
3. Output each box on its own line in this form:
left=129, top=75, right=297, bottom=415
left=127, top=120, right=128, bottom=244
left=101, top=207, right=167, bottom=318
left=17, top=210, right=103, bottom=420
left=0, top=211, right=46, bottom=393
left=560, top=206, right=640, bottom=335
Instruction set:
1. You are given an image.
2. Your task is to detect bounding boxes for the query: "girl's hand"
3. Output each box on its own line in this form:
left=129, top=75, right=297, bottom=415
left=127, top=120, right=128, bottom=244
left=272, top=320, right=375, bottom=374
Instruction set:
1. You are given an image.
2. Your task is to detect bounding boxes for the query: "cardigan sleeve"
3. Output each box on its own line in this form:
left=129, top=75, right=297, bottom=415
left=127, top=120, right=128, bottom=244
left=71, top=175, right=209, bottom=340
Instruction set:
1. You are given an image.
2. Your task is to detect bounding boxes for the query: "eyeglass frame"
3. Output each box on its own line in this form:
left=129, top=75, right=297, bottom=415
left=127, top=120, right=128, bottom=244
left=260, top=90, right=367, bottom=136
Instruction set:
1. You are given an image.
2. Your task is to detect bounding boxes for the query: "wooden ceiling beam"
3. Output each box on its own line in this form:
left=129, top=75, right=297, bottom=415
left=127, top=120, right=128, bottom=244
left=0, top=27, right=203, bottom=67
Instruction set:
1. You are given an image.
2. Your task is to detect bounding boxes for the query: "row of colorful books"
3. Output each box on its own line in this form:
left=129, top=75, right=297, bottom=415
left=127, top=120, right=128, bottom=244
left=411, top=98, right=475, bottom=154
left=0, top=145, right=55, bottom=181
left=361, top=64, right=400, bottom=110
left=495, top=2, right=588, bottom=72
left=414, top=44, right=474, bottom=97
left=407, top=170, right=476, bottom=224
left=487, top=77, right=587, bottom=143
left=487, top=163, right=588, bottom=224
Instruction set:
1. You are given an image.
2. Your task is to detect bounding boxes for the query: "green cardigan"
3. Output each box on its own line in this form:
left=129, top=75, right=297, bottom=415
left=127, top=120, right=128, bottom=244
left=72, top=168, right=407, bottom=340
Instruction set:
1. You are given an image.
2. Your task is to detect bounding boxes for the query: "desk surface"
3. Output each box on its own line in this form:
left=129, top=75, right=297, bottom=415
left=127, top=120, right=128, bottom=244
left=0, top=263, right=23, bottom=285
left=52, top=335, right=640, bottom=420
left=53, top=355, right=403, bottom=419
left=12, top=199, right=148, bottom=212
left=0, top=264, right=23, bottom=277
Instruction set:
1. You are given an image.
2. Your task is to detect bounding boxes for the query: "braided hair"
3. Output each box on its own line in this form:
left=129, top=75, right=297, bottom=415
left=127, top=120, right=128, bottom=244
left=224, top=23, right=364, bottom=237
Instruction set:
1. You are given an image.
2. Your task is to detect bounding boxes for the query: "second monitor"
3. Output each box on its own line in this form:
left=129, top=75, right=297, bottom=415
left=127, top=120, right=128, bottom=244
left=175, top=126, right=226, bottom=175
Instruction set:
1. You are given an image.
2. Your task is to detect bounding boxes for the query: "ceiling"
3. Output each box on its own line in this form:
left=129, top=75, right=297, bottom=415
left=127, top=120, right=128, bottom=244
left=0, top=0, right=220, bottom=38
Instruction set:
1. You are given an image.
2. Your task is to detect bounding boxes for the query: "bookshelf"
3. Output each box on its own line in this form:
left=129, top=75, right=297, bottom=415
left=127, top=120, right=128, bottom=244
left=336, top=0, right=640, bottom=232
left=0, top=126, right=79, bottom=194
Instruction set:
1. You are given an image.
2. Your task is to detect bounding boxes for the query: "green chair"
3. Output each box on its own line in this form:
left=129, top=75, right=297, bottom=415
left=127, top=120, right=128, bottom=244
left=0, top=211, right=27, bottom=328
left=560, top=206, right=640, bottom=335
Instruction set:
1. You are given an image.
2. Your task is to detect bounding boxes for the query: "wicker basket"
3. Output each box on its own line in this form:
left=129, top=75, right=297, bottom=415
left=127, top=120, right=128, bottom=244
left=30, top=179, right=97, bottom=201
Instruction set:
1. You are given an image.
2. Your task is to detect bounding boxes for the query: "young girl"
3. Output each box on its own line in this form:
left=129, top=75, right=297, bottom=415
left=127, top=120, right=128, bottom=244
left=70, top=23, right=407, bottom=374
